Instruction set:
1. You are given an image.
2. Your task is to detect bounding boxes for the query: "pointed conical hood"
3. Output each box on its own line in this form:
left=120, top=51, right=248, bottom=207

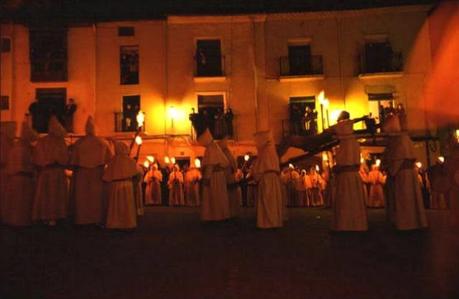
left=20, top=121, right=38, bottom=143
left=48, top=116, right=66, bottom=137
left=85, top=116, right=96, bottom=136
left=197, top=128, right=214, bottom=147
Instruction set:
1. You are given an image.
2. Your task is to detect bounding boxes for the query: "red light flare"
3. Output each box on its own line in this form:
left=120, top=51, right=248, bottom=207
left=423, top=1, right=459, bottom=127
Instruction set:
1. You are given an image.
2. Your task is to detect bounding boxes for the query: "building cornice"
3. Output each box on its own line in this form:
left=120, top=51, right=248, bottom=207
left=167, top=4, right=432, bottom=25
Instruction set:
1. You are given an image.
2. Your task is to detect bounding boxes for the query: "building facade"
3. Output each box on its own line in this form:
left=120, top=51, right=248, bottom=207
left=0, top=4, right=444, bottom=166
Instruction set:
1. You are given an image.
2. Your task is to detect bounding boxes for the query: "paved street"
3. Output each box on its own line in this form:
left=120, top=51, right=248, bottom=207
left=1, top=208, right=458, bottom=299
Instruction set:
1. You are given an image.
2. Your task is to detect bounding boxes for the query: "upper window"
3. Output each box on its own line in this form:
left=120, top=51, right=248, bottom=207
left=195, top=40, right=223, bottom=77
left=0, top=96, right=9, bottom=110
left=120, top=46, right=139, bottom=85
left=362, top=41, right=402, bottom=74
left=118, top=27, right=135, bottom=37
left=281, top=44, right=323, bottom=76
left=29, top=29, right=67, bottom=82
left=1, top=38, right=11, bottom=53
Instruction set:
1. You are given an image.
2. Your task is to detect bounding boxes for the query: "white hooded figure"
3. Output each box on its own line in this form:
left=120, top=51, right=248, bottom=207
left=0, top=122, right=16, bottom=222
left=32, top=116, right=69, bottom=225
left=3, top=122, right=38, bottom=226
left=144, top=163, right=163, bottom=206
left=198, top=129, right=230, bottom=221
left=184, top=165, right=202, bottom=207
left=70, top=116, right=112, bottom=225
left=168, top=164, right=185, bottom=206
left=102, top=141, right=138, bottom=229
left=330, top=111, right=368, bottom=231
left=253, top=130, right=283, bottom=229
left=218, top=139, right=242, bottom=218
left=382, top=114, right=428, bottom=230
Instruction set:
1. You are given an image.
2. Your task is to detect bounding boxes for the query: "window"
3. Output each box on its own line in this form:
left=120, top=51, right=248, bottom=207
left=368, top=93, right=394, bottom=125
left=120, top=46, right=139, bottom=85
left=118, top=27, right=135, bottom=37
left=363, top=41, right=402, bottom=73
left=288, top=45, right=311, bottom=75
left=195, top=40, right=223, bottom=77
left=0, top=96, right=9, bottom=110
left=32, top=88, right=67, bottom=133
left=29, top=29, right=67, bottom=82
left=289, top=96, right=317, bottom=136
left=117, top=95, right=140, bottom=132
left=1, top=38, right=11, bottom=53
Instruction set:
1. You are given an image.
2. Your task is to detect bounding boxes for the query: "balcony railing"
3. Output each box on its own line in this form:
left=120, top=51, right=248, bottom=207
left=280, top=55, right=323, bottom=77
left=194, top=55, right=226, bottom=77
left=359, top=51, right=403, bottom=74
left=114, top=112, right=145, bottom=133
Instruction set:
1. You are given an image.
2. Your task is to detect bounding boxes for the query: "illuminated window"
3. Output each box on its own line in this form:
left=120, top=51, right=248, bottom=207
left=120, top=46, right=139, bottom=85
left=288, top=96, right=317, bottom=136
left=117, top=95, right=140, bottom=132
left=197, top=94, right=227, bottom=139
left=368, top=93, right=394, bottom=125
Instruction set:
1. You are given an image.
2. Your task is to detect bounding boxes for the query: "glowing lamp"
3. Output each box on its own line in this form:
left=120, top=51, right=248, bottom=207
left=136, top=111, right=145, bottom=128
left=455, top=129, right=459, bottom=142
left=147, top=155, right=155, bottom=163
left=318, top=90, right=325, bottom=103
left=321, top=98, right=330, bottom=108
left=315, top=165, right=320, bottom=172
left=288, top=163, right=294, bottom=169
left=143, top=160, right=150, bottom=169
left=135, top=136, right=142, bottom=145
left=244, top=154, right=250, bottom=162
left=360, top=157, right=365, bottom=164
left=169, top=106, right=178, bottom=120
left=194, top=158, right=201, bottom=168
left=322, top=152, right=328, bottom=162
left=438, top=156, right=445, bottom=164
left=164, top=156, right=170, bottom=164
left=416, top=162, right=422, bottom=169
left=171, top=157, right=176, bottom=164
left=375, top=159, right=381, bottom=167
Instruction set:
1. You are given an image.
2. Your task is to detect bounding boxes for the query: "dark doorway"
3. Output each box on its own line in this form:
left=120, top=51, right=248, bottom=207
left=122, top=95, right=140, bottom=132
left=289, top=96, right=317, bottom=136
left=197, top=94, right=225, bottom=139
left=35, top=88, right=66, bottom=133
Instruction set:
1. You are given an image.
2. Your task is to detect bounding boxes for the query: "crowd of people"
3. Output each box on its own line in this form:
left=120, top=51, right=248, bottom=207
left=1, top=110, right=458, bottom=232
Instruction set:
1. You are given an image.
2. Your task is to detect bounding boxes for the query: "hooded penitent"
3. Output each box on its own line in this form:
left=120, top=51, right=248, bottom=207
left=2, top=122, right=37, bottom=226
left=333, top=117, right=360, bottom=166
left=198, top=128, right=230, bottom=221
left=253, top=130, right=284, bottom=228
left=70, top=116, right=112, bottom=168
left=103, top=141, right=138, bottom=182
left=33, top=116, right=68, bottom=167
left=32, top=116, right=69, bottom=222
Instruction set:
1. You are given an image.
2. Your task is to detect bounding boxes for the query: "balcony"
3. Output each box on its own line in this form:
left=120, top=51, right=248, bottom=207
left=359, top=51, right=403, bottom=79
left=193, top=55, right=226, bottom=82
left=114, top=112, right=145, bottom=133
left=279, top=55, right=324, bottom=82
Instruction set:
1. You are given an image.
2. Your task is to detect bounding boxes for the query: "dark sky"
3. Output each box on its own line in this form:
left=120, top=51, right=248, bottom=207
left=1, top=0, right=438, bottom=23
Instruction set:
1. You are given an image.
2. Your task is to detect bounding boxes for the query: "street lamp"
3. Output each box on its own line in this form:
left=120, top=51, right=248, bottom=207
left=169, top=106, right=178, bottom=129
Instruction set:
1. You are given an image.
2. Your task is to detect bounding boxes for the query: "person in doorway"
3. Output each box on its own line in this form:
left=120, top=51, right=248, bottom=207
left=367, top=164, right=386, bottom=208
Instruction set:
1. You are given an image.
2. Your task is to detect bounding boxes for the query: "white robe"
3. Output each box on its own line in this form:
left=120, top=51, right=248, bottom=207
left=32, top=119, right=69, bottom=222
left=70, top=132, right=112, bottom=225
left=253, top=139, right=283, bottom=229
left=3, top=141, right=35, bottom=226
left=331, top=120, right=368, bottom=231
left=103, top=142, right=138, bottom=229
left=144, top=169, right=163, bottom=205
left=200, top=142, right=230, bottom=221
left=184, top=168, right=201, bottom=207
left=384, top=133, right=428, bottom=230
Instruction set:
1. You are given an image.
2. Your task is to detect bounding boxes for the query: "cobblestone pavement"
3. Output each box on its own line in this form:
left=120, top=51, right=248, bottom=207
left=1, top=208, right=458, bottom=299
